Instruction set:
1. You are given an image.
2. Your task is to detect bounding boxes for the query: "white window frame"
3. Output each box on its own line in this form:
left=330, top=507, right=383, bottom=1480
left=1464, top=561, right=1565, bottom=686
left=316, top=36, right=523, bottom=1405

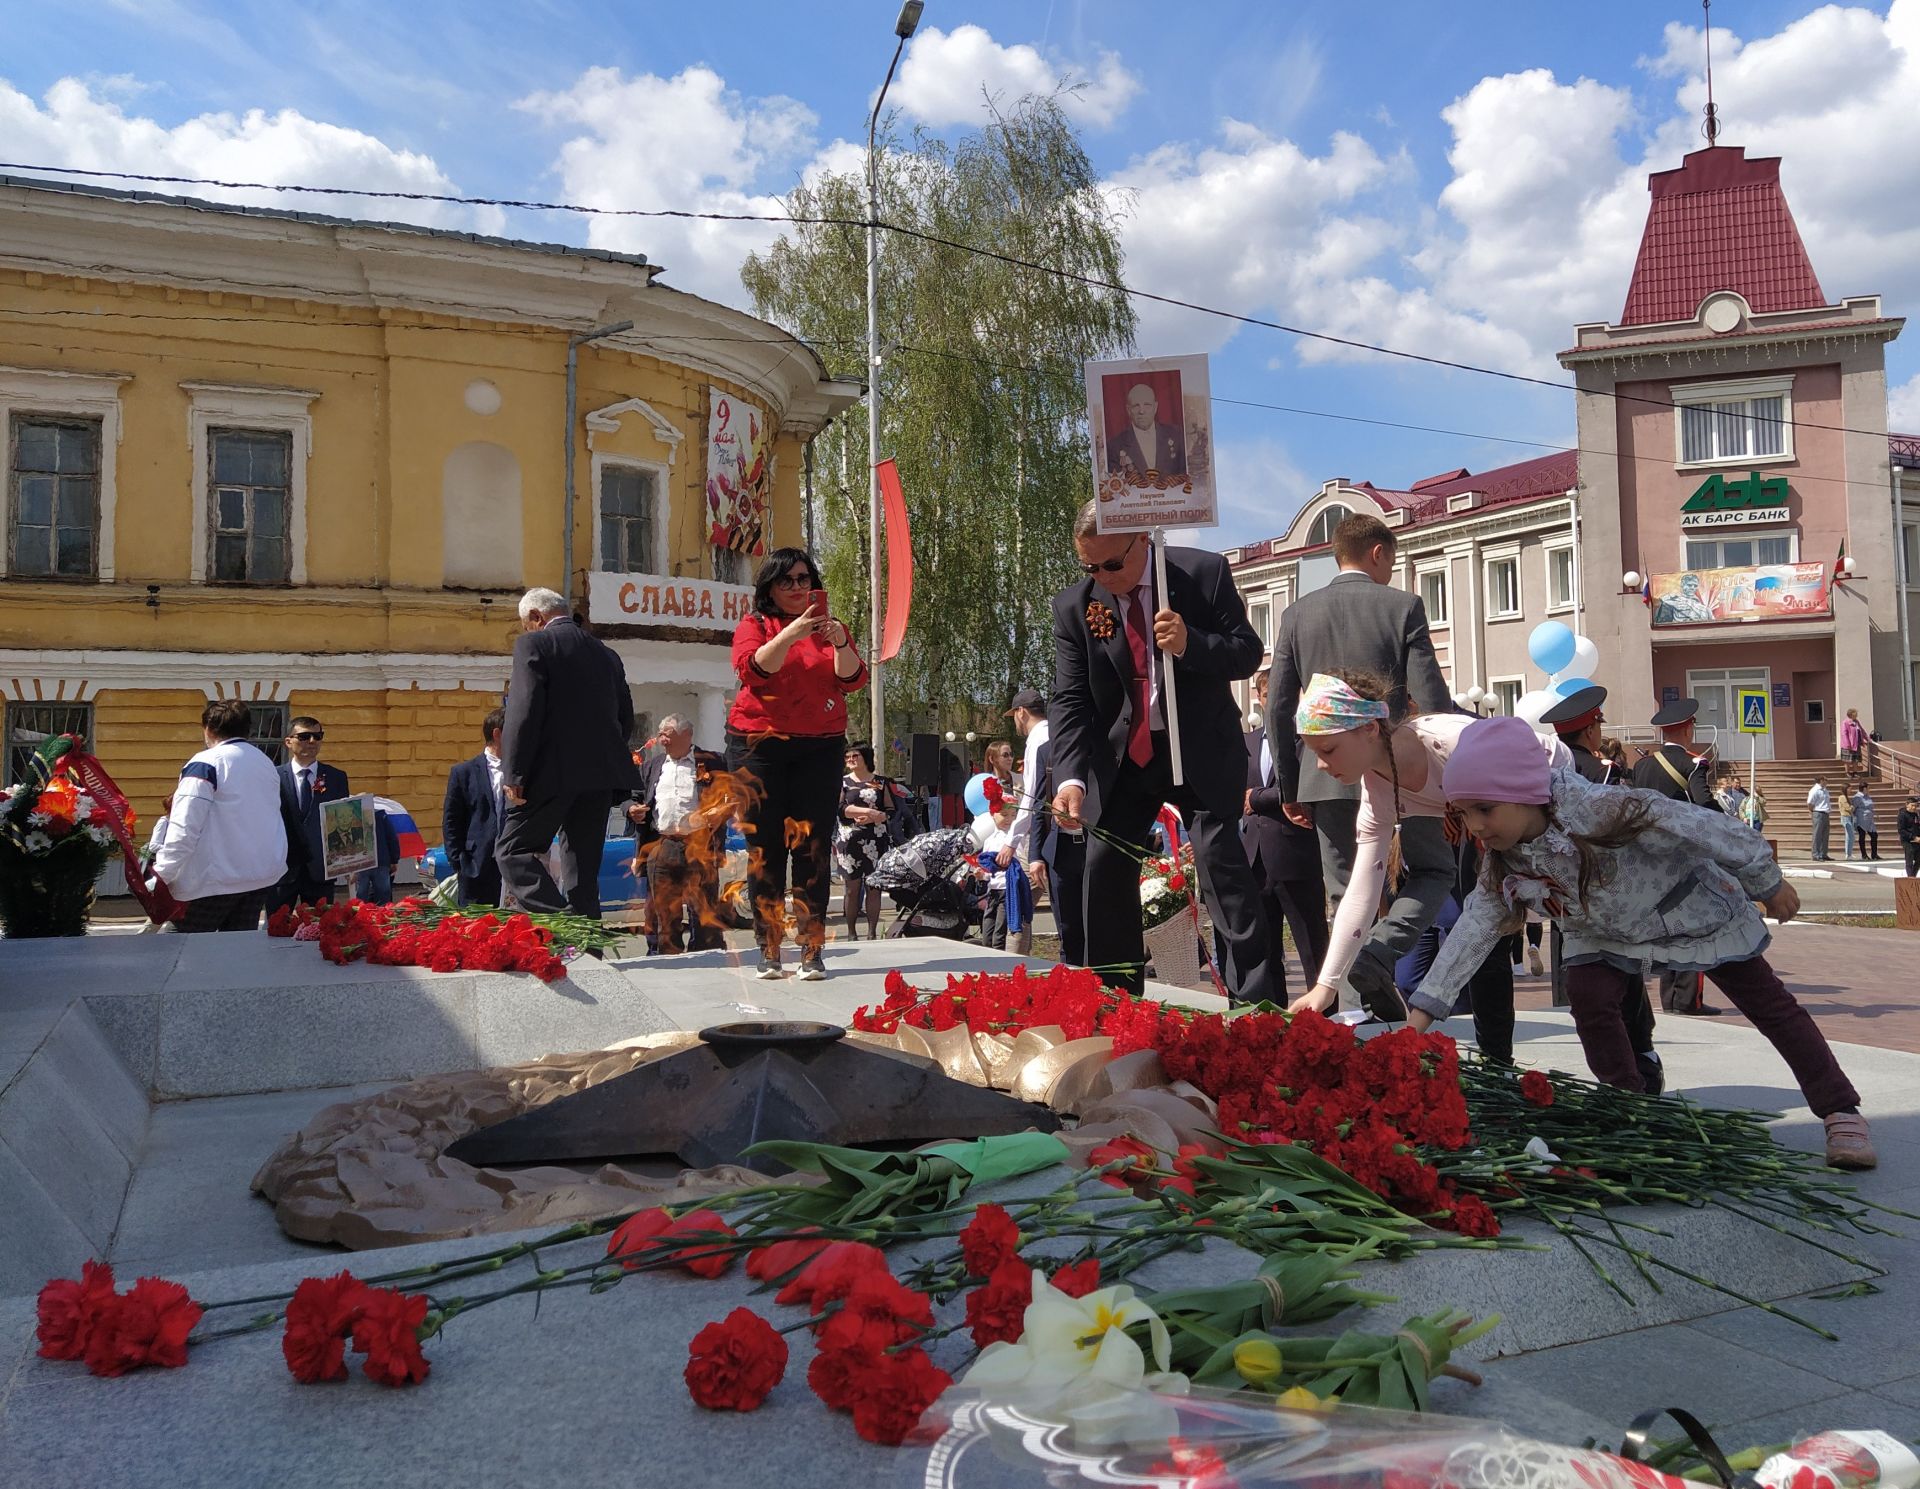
left=1305, top=503, right=1351, bottom=548
left=1543, top=542, right=1577, bottom=614
left=1483, top=547, right=1522, bottom=621
left=1488, top=676, right=1525, bottom=717
left=590, top=452, right=671, bottom=577
left=1681, top=528, right=1799, bottom=572
left=184, top=383, right=317, bottom=586
left=1415, top=564, right=1449, bottom=627
left=1248, top=599, right=1271, bottom=650
left=0, top=366, right=128, bottom=582
left=1670, top=374, right=1795, bottom=469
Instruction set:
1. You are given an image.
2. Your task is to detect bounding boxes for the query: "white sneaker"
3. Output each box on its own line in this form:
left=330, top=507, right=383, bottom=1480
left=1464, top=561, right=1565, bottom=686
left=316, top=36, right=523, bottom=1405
left=756, top=958, right=784, bottom=980
left=796, top=956, right=827, bottom=982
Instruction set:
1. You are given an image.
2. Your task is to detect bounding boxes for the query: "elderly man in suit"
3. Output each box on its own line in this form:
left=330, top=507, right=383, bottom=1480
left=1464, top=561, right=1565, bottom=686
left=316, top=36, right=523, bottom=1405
left=442, top=707, right=506, bottom=907
left=1265, top=511, right=1450, bottom=920
left=1241, top=671, right=1329, bottom=994
left=1106, top=383, right=1187, bottom=482
left=625, top=712, right=727, bottom=953
left=1049, top=500, right=1272, bottom=1002
left=496, top=587, right=642, bottom=918
left=267, top=713, right=350, bottom=912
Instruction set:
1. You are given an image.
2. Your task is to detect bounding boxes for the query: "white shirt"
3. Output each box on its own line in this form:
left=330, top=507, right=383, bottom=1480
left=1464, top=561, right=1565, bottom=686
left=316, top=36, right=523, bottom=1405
left=651, top=752, right=699, bottom=833
left=484, top=746, right=504, bottom=806
left=1010, top=719, right=1049, bottom=864
left=1808, top=784, right=1831, bottom=812
left=152, top=739, right=289, bottom=901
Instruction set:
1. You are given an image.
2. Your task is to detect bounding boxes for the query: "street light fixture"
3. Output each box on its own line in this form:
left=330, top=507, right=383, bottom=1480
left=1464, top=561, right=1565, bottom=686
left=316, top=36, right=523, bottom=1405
left=866, top=0, right=922, bottom=755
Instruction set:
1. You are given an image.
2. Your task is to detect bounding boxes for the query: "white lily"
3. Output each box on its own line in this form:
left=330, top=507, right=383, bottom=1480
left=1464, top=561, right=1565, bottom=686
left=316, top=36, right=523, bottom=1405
left=963, top=1269, right=1177, bottom=1394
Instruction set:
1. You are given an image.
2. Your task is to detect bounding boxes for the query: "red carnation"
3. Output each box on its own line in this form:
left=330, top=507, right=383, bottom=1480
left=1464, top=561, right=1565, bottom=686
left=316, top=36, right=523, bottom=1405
left=665, top=1209, right=738, bottom=1278
left=963, top=1259, right=1032, bottom=1348
left=83, top=1277, right=202, bottom=1377
left=351, top=1287, right=432, bottom=1387
left=35, top=1259, right=117, bottom=1361
left=606, top=1207, right=674, bottom=1269
left=1085, top=1134, right=1155, bottom=1188
left=744, top=1231, right=830, bottom=1283
left=1050, top=1257, right=1101, bottom=1298
left=813, top=1270, right=932, bottom=1354
left=847, top=1345, right=953, bottom=1446
left=808, top=1345, right=870, bottom=1411
left=775, top=1241, right=889, bottom=1309
left=282, top=1271, right=368, bottom=1384
left=958, top=1203, right=1022, bottom=1278
left=1519, top=1070, right=1555, bottom=1108
left=684, top=1307, right=788, bottom=1411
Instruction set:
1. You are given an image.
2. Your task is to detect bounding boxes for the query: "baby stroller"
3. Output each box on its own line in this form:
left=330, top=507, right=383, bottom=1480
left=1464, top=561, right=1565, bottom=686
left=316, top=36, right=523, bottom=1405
left=865, top=827, right=981, bottom=940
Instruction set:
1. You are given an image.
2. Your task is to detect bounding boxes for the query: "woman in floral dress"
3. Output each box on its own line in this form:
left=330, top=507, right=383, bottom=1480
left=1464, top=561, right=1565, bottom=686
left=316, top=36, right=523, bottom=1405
left=834, top=744, right=899, bottom=940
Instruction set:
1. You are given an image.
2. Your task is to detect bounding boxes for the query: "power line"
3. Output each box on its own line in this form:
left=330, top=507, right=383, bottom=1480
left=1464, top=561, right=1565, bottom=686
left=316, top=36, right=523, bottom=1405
left=8, top=160, right=1905, bottom=446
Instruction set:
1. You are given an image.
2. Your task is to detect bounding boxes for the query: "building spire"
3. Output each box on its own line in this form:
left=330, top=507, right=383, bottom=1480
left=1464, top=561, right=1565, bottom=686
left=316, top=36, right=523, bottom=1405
left=1702, top=0, right=1721, bottom=144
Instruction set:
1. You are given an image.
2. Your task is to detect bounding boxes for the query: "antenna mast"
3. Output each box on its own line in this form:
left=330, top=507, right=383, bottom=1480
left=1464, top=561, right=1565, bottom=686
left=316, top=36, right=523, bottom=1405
left=1702, top=0, right=1721, bottom=143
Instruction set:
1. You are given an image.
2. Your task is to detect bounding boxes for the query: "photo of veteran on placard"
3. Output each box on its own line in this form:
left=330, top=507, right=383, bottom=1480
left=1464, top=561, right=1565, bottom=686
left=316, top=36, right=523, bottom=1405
left=1084, top=353, right=1216, bottom=534
left=320, top=793, right=379, bottom=880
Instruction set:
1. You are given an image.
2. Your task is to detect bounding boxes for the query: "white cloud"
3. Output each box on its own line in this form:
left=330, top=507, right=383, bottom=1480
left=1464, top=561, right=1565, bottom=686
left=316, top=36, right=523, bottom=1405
left=1638, top=20, right=1742, bottom=78
left=1889, top=373, right=1920, bottom=435
left=893, top=24, right=1139, bottom=129
left=516, top=65, right=835, bottom=307
left=1207, top=435, right=1313, bottom=546
left=0, top=77, right=501, bottom=233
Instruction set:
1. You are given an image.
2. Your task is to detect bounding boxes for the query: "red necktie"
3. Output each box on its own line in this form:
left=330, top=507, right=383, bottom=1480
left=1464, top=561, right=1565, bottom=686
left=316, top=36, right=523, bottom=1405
left=1124, top=589, right=1154, bottom=767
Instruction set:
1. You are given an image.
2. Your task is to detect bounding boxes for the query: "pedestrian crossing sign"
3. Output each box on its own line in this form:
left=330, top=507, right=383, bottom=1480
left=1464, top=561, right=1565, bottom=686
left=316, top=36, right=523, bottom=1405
left=1736, top=688, right=1770, bottom=734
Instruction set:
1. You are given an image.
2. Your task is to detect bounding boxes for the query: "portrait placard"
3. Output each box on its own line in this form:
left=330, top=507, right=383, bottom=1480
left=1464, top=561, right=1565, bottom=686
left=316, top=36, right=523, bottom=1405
left=1083, top=354, right=1217, bottom=533
left=320, top=793, right=379, bottom=880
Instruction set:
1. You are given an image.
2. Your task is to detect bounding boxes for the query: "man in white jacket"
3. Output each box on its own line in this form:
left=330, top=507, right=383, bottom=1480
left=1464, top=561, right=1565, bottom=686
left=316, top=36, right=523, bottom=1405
left=152, top=699, right=289, bottom=932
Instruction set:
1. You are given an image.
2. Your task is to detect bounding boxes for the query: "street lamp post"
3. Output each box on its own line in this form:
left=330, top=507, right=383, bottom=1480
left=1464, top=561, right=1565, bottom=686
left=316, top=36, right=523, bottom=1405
left=867, top=0, right=923, bottom=757
left=563, top=320, right=634, bottom=610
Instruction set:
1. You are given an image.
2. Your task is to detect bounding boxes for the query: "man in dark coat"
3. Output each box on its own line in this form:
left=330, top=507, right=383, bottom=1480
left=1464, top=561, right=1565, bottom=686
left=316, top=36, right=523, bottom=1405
left=625, top=713, right=727, bottom=953
left=267, top=714, right=350, bottom=912
left=442, top=707, right=506, bottom=907
left=495, top=588, right=642, bottom=918
left=1627, top=696, right=1725, bottom=1018
left=1049, top=501, right=1272, bottom=1002
left=1241, top=672, right=1328, bottom=993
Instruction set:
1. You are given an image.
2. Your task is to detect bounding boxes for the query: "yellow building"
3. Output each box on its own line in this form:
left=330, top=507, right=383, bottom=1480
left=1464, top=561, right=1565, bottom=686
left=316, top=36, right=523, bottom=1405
left=0, top=174, right=858, bottom=855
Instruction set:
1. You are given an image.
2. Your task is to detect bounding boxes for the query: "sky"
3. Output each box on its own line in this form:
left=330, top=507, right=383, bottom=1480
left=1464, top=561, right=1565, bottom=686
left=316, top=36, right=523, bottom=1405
left=5, top=0, right=1920, bottom=547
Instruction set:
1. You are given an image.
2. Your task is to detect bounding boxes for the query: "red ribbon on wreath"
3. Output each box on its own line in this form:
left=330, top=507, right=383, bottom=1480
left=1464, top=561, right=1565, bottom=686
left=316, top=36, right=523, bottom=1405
left=49, top=738, right=183, bottom=924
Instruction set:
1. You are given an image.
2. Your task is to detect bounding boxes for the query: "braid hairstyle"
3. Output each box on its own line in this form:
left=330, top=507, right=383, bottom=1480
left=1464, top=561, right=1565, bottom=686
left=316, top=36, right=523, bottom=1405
left=1333, top=667, right=1415, bottom=823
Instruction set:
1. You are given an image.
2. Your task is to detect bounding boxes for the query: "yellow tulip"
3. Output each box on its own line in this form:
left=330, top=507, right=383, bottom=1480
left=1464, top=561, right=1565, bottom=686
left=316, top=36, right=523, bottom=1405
left=1275, top=1385, right=1330, bottom=1412
left=1232, top=1338, right=1284, bottom=1385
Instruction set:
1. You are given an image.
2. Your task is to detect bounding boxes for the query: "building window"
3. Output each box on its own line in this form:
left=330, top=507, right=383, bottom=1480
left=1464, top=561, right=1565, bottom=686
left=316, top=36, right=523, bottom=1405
left=9, top=416, right=101, bottom=579
left=1417, top=569, right=1448, bottom=625
left=1485, top=556, right=1521, bottom=618
left=1683, top=531, right=1796, bottom=571
left=1490, top=679, right=1523, bottom=717
left=1672, top=376, right=1792, bottom=467
left=4, top=701, right=93, bottom=787
left=1546, top=546, right=1576, bottom=611
left=1306, top=504, right=1351, bottom=548
left=1249, top=601, right=1270, bottom=649
left=247, top=701, right=289, bottom=764
left=1899, top=521, right=1918, bottom=587
left=207, top=429, right=292, bottom=584
left=598, top=463, right=657, bottom=573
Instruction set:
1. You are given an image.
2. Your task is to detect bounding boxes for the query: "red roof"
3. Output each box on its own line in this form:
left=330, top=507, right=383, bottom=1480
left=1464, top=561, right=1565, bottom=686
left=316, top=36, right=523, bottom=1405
left=1355, top=449, right=1579, bottom=523
left=1620, top=147, right=1826, bottom=327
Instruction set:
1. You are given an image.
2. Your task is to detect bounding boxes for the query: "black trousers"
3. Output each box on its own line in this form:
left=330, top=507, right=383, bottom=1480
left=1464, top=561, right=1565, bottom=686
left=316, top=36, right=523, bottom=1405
left=643, top=835, right=725, bottom=953
left=1046, top=829, right=1087, bottom=965
left=495, top=789, right=615, bottom=917
left=265, top=875, right=335, bottom=914
left=1084, top=735, right=1274, bottom=1002
left=180, top=888, right=267, bottom=933
left=1229, top=874, right=1328, bottom=998
left=1906, top=842, right=1919, bottom=876
left=456, top=862, right=502, bottom=908
left=729, top=732, right=843, bottom=958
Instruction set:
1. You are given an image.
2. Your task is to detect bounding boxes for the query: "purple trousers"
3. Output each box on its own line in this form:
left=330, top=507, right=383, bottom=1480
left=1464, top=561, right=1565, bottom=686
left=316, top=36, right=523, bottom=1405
left=1564, top=955, right=1860, bottom=1117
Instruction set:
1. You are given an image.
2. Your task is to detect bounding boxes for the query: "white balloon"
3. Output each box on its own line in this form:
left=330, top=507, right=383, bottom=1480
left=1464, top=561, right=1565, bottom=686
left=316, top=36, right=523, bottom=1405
left=1515, top=689, right=1560, bottom=736
left=1547, top=670, right=1565, bottom=687
left=1569, top=635, right=1600, bottom=679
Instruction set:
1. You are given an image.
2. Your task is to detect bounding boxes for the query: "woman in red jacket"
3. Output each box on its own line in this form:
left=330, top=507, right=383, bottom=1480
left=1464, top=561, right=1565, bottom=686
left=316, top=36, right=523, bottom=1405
left=728, top=546, right=868, bottom=979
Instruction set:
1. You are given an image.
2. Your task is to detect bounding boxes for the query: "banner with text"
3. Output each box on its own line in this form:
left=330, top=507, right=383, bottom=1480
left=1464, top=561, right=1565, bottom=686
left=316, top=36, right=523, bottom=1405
left=1083, top=353, right=1217, bottom=533
left=587, top=571, right=755, bottom=633
left=1648, top=562, right=1830, bottom=626
left=706, top=388, right=773, bottom=556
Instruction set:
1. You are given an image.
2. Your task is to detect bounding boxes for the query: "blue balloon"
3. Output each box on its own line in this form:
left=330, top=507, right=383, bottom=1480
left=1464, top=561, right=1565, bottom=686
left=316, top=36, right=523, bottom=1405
left=963, top=772, right=994, bottom=817
left=1528, top=620, right=1576, bottom=675
left=1553, top=676, right=1592, bottom=697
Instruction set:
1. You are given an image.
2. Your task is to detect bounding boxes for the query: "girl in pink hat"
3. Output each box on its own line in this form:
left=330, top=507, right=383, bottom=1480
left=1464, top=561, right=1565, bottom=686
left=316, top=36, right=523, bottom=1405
left=1420, top=714, right=1875, bottom=1170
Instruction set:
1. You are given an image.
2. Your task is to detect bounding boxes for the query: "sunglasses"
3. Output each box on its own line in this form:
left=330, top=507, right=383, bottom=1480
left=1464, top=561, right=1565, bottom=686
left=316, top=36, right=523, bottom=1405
left=292, top=731, right=324, bottom=742
left=1078, top=536, right=1140, bottom=576
left=772, top=572, right=818, bottom=589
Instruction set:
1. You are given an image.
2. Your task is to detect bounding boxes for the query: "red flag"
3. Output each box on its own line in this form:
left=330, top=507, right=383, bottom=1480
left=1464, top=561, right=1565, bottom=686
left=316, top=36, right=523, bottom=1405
left=876, top=458, right=913, bottom=662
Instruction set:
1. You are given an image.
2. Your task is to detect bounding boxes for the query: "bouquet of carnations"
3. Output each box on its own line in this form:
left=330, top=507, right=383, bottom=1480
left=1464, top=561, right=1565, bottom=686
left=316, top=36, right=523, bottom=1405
left=265, top=896, right=616, bottom=981
left=0, top=740, right=129, bottom=937
left=1138, top=851, right=1195, bottom=931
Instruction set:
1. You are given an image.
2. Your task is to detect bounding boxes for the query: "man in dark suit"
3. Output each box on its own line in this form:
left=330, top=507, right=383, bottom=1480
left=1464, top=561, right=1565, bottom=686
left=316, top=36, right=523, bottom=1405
left=1241, top=672, right=1329, bottom=993
left=496, top=587, right=642, bottom=918
left=624, top=713, right=727, bottom=953
left=267, top=713, right=350, bottom=912
left=1265, top=512, right=1451, bottom=923
left=1049, top=501, right=1272, bottom=1002
left=1629, top=696, right=1726, bottom=1017
left=1106, top=383, right=1187, bottom=481
left=442, top=707, right=506, bottom=907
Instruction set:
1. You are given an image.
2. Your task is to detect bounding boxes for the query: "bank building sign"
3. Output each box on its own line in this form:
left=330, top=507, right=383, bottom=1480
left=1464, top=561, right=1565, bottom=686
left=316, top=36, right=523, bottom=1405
left=1680, top=471, right=1790, bottom=530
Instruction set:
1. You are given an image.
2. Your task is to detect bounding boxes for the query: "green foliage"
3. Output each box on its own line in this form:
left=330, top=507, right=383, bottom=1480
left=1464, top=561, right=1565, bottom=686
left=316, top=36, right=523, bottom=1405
left=741, top=95, right=1136, bottom=742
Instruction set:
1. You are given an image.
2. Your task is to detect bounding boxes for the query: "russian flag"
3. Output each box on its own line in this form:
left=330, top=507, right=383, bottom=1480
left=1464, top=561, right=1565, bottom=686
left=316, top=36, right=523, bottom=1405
left=371, top=797, right=428, bottom=860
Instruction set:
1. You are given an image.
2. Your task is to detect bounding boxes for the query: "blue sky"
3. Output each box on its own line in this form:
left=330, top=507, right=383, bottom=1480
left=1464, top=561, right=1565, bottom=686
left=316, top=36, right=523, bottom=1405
left=6, top=0, right=1920, bottom=545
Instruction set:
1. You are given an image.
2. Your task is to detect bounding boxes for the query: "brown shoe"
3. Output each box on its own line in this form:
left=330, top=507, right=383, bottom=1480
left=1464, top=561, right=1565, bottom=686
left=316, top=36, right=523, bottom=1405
left=1823, top=1112, right=1878, bottom=1171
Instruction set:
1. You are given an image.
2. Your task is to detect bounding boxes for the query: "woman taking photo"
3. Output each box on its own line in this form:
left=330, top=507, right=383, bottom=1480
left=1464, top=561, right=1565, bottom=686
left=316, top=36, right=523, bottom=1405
left=727, top=547, right=867, bottom=980
left=834, top=743, right=900, bottom=941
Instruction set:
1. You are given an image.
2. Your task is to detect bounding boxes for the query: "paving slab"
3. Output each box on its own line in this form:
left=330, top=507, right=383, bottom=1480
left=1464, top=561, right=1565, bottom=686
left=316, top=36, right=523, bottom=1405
left=0, top=1142, right=97, bottom=1301
left=0, top=1051, right=133, bottom=1253
left=31, top=1004, right=150, bottom=1164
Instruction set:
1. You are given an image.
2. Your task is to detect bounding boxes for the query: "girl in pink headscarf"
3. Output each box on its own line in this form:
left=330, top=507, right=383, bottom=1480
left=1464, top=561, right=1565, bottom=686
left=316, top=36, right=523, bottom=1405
left=1421, top=715, right=1875, bottom=1171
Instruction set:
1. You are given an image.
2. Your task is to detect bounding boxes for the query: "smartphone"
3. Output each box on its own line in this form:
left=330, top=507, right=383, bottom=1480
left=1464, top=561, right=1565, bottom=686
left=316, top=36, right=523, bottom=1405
left=808, top=587, right=830, bottom=618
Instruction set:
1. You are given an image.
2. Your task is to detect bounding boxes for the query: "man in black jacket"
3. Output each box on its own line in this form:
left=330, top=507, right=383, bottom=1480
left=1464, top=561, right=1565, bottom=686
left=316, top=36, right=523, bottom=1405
left=1899, top=792, right=1920, bottom=878
left=496, top=588, right=642, bottom=918
left=267, top=714, right=351, bottom=912
left=625, top=713, right=727, bottom=953
left=1049, top=501, right=1272, bottom=1002
left=1241, top=672, right=1328, bottom=993
left=441, top=707, right=506, bottom=907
